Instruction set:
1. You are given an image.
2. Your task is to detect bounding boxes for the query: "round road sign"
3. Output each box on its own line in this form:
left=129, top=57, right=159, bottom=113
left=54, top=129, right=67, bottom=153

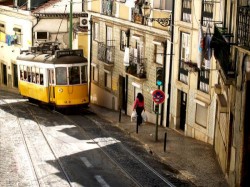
left=152, top=90, right=165, bottom=104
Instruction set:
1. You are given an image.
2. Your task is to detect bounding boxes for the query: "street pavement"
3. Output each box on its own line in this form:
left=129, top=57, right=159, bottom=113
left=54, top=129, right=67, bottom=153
left=88, top=104, right=229, bottom=187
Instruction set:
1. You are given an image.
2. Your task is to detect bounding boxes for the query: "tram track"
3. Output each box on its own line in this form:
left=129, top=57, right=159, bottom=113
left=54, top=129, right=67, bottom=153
left=54, top=109, right=178, bottom=187
left=0, top=97, right=72, bottom=187
left=1, top=92, right=186, bottom=186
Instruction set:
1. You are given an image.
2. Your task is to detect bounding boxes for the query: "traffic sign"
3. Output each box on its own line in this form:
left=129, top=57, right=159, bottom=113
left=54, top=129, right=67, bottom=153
left=152, top=89, right=165, bottom=104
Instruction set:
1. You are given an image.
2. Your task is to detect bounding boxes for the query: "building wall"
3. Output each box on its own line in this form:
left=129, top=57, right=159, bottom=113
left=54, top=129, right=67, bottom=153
left=170, top=0, right=217, bottom=144
left=88, top=0, right=171, bottom=124
left=0, top=6, right=33, bottom=91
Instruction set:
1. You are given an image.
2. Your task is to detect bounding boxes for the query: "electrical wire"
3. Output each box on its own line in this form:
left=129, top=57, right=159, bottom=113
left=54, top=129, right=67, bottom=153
left=55, top=5, right=67, bottom=42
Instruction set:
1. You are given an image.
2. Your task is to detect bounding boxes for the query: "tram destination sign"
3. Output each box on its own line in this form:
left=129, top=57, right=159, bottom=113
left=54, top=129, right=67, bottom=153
left=55, top=50, right=83, bottom=58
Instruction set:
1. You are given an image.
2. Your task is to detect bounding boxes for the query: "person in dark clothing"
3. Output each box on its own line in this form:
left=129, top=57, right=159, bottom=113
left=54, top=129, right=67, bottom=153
left=133, top=93, right=145, bottom=126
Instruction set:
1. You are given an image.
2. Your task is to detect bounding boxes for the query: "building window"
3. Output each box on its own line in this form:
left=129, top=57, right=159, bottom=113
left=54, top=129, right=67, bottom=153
left=201, top=0, right=213, bottom=26
left=120, top=30, right=127, bottom=51
left=182, top=0, right=192, bottom=23
left=106, top=26, right=114, bottom=63
left=154, top=44, right=164, bottom=65
left=198, top=68, right=210, bottom=93
left=178, top=32, right=190, bottom=84
left=0, top=23, right=5, bottom=42
left=104, top=70, right=111, bottom=89
left=93, top=22, right=99, bottom=41
left=195, top=103, right=208, bottom=128
left=92, top=65, right=99, bottom=82
left=0, top=23, right=5, bottom=33
left=13, top=27, right=22, bottom=45
left=153, top=0, right=172, bottom=11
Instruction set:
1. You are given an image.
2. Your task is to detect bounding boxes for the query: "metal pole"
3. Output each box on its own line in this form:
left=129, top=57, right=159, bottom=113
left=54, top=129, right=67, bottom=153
left=155, top=107, right=159, bottom=141
left=69, top=0, right=73, bottom=49
left=119, top=108, right=121, bottom=122
left=155, top=85, right=160, bottom=141
left=164, top=132, right=167, bottom=152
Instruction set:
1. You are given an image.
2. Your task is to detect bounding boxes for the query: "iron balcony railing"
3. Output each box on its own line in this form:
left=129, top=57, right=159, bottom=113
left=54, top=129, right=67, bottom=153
left=126, top=54, right=147, bottom=79
left=201, top=0, right=214, bottom=26
left=97, top=42, right=115, bottom=64
left=210, top=26, right=235, bottom=80
left=238, top=6, right=250, bottom=49
left=198, top=68, right=210, bottom=93
left=101, top=0, right=116, bottom=16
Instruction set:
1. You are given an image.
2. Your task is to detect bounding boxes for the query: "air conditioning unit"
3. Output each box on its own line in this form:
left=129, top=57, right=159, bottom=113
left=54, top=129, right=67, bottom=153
left=80, top=17, right=88, bottom=27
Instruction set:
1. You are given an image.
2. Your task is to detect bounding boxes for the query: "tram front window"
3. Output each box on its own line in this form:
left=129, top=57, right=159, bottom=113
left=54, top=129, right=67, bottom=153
left=56, top=67, right=67, bottom=85
left=69, top=66, right=80, bottom=85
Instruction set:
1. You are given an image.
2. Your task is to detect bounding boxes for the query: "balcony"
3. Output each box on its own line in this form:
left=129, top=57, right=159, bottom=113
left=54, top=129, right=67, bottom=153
left=101, top=0, right=116, bottom=16
left=237, top=6, right=250, bottom=49
left=126, top=55, right=147, bottom=79
left=210, top=26, right=235, bottom=83
left=97, top=42, right=115, bottom=65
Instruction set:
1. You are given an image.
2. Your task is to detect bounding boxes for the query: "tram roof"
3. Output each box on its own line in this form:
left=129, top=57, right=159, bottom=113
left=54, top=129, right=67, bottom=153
left=17, top=53, right=87, bottom=64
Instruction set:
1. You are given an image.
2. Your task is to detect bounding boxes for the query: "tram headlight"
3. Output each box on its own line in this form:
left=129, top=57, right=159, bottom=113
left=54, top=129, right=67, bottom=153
left=58, top=88, right=63, bottom=93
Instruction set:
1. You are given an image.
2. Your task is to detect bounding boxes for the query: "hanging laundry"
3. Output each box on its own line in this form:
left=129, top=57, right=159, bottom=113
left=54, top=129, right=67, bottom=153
left=204, top=23, right=212, bottom=69
left=197, top=24, right=204, bottom=69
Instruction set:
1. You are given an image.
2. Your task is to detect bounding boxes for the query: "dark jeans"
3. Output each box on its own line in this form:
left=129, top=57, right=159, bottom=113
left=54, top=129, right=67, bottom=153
left=136, top=106, right=143, bottom=126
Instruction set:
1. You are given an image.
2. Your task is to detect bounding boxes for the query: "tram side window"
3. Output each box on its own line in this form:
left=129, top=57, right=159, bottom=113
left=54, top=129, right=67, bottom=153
left=40, top=74, right=44, bottom=85
left=81, top=65, right=87, bottom=83
left=19, top=65, right=24, bottom=80
left=23, top=66, right=27, bottom=81
left=32, top=67, right=36, bottom=83
left=27, top=67, right=31, bottom=82
left=69, top=66, right=80, bottom=85
left=56, top=67, right=67, bottom=85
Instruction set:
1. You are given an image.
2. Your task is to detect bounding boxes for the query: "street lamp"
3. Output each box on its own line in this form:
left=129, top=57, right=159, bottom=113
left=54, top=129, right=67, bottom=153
left=141, top=2, right=171, bottom=27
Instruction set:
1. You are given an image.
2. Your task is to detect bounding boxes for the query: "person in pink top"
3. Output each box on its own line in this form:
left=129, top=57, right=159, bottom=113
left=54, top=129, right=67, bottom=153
left=133, top=93, right=145, bottom=126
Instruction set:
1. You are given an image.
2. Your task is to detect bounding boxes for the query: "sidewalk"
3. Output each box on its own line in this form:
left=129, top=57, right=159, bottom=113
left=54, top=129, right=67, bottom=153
left=88, top=104, right=229, bottom=187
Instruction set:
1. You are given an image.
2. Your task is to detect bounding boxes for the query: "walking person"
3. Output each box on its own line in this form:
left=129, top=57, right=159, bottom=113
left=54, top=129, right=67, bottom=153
left=133, top=93, right=145, bottom=126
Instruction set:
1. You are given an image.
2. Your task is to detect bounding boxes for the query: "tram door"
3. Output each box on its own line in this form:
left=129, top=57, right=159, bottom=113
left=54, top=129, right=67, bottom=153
left=48, top=69, right=55, bottom=102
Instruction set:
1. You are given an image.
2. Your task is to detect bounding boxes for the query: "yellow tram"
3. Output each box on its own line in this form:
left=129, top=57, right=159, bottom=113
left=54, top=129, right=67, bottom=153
left=17, top=46, right=89, bottom=108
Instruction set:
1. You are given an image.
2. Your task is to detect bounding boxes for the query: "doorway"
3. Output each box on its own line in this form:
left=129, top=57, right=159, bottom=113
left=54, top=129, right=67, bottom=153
left=180, top=91, right=187, bottom=131
left=119, top=75, right=127, bottom=114
left=1, top=63, right=7, bottom=85
left=13, top=64, right=18, bottom=88
left=242, top=81, right=250, bottom=187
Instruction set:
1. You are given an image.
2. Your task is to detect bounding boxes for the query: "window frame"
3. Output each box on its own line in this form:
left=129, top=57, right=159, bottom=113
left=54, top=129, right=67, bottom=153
left=201, top=0, right=214, bottom=26
left=92, top=65, right=99, bottom=82
left=154, top=44, right=164, bottom=65
left=178, top=32, right=190, bottom=84
left=120, top=30, right=127, bottom=51
left=93, top=22, right=99, bottom=41
left=13, top=27, right=22, bottom=45
left=104, top=70, right=112, bottom=89
left=195, top=103, right=208, bottom=128
left=181, top=0, right=192, bottom=23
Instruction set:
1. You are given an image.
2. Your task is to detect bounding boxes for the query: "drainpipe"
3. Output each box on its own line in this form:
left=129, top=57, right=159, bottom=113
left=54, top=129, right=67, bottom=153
left=89, top=16, right=93, bottom=105
left=125, top=29, right=130, bottom=115
left=32, top=16, right=40, bottom=46
left=166, top=0, right=175, bottom=127
left=160, top=41, right=167, bottom=126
